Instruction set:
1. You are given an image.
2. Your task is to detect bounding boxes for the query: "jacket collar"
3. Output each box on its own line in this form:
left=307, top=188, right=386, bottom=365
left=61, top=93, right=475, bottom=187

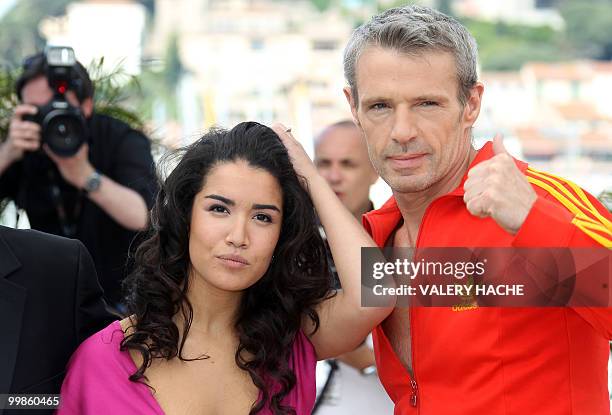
left=0, top=228, right=21, bottom=279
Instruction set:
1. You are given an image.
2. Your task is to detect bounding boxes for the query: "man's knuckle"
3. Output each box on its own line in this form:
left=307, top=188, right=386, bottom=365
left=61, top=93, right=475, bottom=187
left=482, top=189, right=496, bottom=203
left=465, top=198, right=476, bottom=212
left=487, top=163, right=499, bottom=175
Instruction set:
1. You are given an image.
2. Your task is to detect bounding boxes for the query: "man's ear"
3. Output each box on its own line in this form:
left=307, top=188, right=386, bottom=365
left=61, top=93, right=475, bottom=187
left=343, top=86, right=360, bottom=127
left=81, top=97, right=94, bottom=118
left=463, top=82, right=484, bottom=127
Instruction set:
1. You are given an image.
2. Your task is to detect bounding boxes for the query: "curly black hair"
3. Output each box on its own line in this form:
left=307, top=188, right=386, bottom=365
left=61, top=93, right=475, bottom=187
left=121, top=121, right=333, bottom=414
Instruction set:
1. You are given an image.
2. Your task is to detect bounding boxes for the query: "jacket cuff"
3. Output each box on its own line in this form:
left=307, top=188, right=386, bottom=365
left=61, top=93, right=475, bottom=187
left=512, top=195, right=577, bottom=247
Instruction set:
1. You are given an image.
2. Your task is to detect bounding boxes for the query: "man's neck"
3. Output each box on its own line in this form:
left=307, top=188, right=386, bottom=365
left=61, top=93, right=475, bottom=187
left=352, top=199, right=374, bottom=221
left=395, top=146, right=477, bottom=239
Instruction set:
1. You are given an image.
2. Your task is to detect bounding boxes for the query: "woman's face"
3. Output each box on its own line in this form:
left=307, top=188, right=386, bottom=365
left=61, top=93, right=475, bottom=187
left=189, top=160, right=283, bottom=293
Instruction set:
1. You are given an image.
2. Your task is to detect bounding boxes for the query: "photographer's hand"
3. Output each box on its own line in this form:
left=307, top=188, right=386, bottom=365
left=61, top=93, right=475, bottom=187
left=0, top=105, right=41, bottom=175
left=44, top=143, right=95, bottom=189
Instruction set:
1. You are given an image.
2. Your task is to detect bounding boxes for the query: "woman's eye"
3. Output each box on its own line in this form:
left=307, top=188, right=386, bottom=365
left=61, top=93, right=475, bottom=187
left=254, top=213, right=272, bottom=223
left=209, top=204, right=228, bottom=214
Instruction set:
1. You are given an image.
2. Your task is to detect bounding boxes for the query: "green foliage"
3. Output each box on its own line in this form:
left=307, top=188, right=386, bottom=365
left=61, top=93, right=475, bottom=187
left=131, top=35, right=186, bottom=123
left=138, top=0, right=155, bottom=15
left=480, top=42, right=562, bottom=70
left=163, top=34, right=183, bottom=89
left=0, top=58, right=149, bottom=140
left=559, top=0, right=612, bottom=59
left=344, top=2, right=568, bottom=70
left=437, top=0, right=453, bottom=16
left=311, top=0, right=334, bottom=12
left=0, top=0, right=73, bottom=68
left=86, top=58, right=146, bottom=132
left=462, top=18, right=566, bottom=70
left=599, top=190, right=612, bottom=213
left=0, top=69, right=18, bottom=142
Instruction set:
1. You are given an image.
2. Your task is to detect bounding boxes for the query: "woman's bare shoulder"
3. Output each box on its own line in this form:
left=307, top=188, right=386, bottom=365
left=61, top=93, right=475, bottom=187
left=119, top=315, right=137, bottom=334
left=119, top=315, right=147, bottom=368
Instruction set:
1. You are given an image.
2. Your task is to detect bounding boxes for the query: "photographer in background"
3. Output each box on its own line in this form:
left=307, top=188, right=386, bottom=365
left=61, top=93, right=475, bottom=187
left=0, top=47, right=156, bottom=307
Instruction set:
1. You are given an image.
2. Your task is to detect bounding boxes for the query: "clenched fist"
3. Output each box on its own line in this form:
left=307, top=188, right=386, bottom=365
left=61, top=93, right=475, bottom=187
left=463, top=135, right=537, bottom=234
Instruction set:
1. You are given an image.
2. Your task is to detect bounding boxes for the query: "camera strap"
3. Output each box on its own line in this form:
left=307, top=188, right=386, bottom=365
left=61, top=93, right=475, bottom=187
left=46, top=168, right=82, bottom=238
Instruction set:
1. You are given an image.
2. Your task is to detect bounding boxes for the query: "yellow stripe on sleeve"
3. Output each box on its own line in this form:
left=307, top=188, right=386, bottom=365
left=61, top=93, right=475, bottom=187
left=527, top=167, right=612, bottom=229
left=525, top=176, right=598, bottom=224
left=525, top=169, right=612, bottom=247
left=572, top=218, right=612, bottom=248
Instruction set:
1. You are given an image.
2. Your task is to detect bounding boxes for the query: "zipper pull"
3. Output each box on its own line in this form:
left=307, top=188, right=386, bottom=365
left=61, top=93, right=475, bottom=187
left=410, top=379, right=418, bottom=407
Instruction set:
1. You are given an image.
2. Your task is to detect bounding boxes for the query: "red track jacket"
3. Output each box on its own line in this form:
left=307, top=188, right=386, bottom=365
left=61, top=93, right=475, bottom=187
left=363, top=142, right=612, bottom=414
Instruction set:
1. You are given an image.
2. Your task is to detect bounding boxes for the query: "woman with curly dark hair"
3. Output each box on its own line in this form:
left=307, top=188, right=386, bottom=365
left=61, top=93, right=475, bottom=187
left=57, top=121, right=393, bottom=414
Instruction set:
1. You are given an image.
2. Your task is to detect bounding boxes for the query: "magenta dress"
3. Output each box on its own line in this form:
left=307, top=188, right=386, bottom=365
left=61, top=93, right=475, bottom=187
left=57, top=321, right=316, bottom=414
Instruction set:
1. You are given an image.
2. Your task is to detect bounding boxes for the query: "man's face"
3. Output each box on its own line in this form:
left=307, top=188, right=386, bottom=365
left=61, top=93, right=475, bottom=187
left=315, top=125, right=378, bottom=216
left=345, top=47, right=482, bottom=194
left=20, top=75, right=92, bottom=116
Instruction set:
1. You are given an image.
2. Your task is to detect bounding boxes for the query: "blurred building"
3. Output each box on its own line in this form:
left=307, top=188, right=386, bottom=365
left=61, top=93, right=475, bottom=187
left=478, top=60, right=612, bottom=195
left=39, top=0, right=146, bottom=75
left=148, top=0, right=353, bottom=152
left=30, top=0, right=608, bottom=196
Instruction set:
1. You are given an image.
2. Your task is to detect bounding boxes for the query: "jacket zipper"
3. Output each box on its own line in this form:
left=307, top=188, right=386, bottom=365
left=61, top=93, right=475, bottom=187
left=408, top=297, right=418, bottom=407
left=408, top=195, right=453, bottom=409
left=367, top=195, right=455, bottom=410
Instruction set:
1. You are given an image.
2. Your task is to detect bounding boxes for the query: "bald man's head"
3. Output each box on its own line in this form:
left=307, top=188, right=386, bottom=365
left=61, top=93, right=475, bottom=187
left=315, top=121, right=378, bottom=217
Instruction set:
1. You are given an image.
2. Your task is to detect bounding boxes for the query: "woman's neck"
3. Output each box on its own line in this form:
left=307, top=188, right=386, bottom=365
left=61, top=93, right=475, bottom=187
left=178, top=272, right=243, bottom=338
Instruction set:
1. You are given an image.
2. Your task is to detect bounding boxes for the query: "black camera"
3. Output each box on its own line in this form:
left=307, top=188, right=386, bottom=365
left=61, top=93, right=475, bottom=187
left=22, top=46, right=88, bottom=157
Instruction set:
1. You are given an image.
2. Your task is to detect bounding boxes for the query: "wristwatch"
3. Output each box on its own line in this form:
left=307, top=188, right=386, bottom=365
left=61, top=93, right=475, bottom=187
left=83, top=170, right=102, bottom=194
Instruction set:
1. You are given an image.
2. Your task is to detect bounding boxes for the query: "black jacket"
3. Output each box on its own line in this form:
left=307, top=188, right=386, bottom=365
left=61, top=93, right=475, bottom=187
left=0, top=226, right=114, bottom=414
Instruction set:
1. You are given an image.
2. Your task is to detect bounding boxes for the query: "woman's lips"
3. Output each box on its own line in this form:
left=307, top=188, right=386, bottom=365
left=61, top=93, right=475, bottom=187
left=388, top=154, right=426, bottom=169
left=217, top=255, right=250, bottom=269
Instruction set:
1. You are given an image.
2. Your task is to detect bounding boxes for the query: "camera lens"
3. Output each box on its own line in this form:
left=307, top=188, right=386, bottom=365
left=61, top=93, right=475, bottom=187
left=45, top=115, right=85, bottom=156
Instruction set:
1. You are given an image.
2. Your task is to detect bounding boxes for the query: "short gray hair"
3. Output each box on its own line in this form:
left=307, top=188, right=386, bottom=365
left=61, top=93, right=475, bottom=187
left=343, top=5, right=478, bottom=106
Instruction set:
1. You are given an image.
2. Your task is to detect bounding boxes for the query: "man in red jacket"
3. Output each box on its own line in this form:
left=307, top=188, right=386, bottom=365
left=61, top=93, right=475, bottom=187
left=342, top=4, right=612, bottom=414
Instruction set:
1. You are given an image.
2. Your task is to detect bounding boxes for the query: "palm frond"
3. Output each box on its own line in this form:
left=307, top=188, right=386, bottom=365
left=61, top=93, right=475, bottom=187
left=0, top=68, right=19, bottom=142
